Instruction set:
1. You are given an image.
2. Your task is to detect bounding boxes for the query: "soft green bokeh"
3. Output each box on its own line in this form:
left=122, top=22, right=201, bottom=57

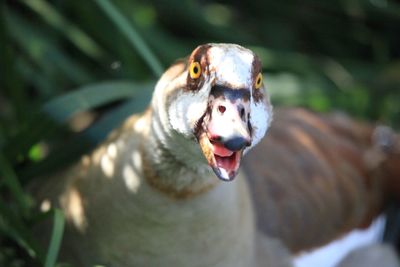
left=1, top=0, right=400, bottom=266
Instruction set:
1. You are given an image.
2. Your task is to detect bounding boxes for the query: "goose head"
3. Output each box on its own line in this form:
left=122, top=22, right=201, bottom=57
left=152, top=43, right=272, bottom=181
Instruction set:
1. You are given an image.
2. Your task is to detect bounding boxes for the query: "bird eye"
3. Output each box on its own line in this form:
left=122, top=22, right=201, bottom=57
left=189, top=61, right=202, bottom=79
left=255, top=73, right=263, bottom=89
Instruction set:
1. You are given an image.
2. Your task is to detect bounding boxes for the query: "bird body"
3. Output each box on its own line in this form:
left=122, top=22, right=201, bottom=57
left=35, top=44, right=278, bottom=266
left=244, top=108, right=386, bottom=251
left=33, top=44, right=400, bottom=267
left=39, top=128, right=256, bottom=266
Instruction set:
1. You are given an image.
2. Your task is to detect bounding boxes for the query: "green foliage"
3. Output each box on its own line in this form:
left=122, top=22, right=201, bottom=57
left=1, top=0, right=400, bottom=266
left=44, top=209, right=64, bottom=267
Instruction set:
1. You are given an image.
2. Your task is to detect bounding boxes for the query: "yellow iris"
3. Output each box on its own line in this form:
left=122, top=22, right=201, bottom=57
left=255, top=73, right=263, bottom=89
left=189, top=61, right=202, bottom=79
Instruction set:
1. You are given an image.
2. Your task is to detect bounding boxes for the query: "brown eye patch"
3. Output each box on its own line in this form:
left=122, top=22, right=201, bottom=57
left=186, top=44, right=211, bottom=92
left=251, top=55, right=264, bottom=103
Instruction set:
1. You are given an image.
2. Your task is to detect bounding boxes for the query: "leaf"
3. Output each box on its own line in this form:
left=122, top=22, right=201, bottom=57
left=22, top=0, right=106, bottom=61
left=5, top=10, right=94, bottom=89
left=44, top=209, right=65, bottom=267
left=42, top=81, right=153, bottom=122
left=94, top=0, right=164, bottom=76
left=2, top=81, right=154, bottom=164
left=0, top=201, right=43, bottom=262
left=20, top=91, right=152, bottom=180
left=0, top=153, right=30, bottom=213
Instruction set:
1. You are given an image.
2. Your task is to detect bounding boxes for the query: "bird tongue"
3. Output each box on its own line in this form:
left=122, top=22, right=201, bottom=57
left=211, top=142, right=241, bottom=181
left=212, top=142, right=234, bottom=157
left=197, top=131, right=242, bottom=181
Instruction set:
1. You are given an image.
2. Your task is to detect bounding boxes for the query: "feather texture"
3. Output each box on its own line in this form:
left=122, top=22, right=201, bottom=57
left=244, top=107, right=400, bottom=252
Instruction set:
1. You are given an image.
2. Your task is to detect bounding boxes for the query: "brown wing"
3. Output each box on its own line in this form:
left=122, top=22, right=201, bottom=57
left=243, top=107, right=400, bottom=252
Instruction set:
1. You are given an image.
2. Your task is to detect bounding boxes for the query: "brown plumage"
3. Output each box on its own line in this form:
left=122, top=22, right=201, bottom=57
left=244, top=107, right=400, bottom=252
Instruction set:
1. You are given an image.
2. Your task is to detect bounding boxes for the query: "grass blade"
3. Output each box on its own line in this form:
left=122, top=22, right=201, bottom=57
left=94, top=0, right=164, bottom=76
left=0, top=4, right=28, bottom=123
left=20, top=85, right=153, bottom=180
left=22, top=0, right=106, bottom=61
left=43, top=81, right=153, bottom=122
left=83, top=90, right=152, bottom=142
left=44, top=209, right=65, bottom=267
left=0, top=152, right=30, bottom=213
left=2, top=81, right=153, bottom=165
left=0, top=200, right=44, bottom=262
left=6, top=10, right=93, bottom=90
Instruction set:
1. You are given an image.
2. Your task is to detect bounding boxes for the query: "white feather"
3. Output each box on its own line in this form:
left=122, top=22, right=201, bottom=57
left=248, top=94, right=272, bottom=152
left=294, top=215, right=386, bottom=267
left=209, top=45, right=254, bottom=88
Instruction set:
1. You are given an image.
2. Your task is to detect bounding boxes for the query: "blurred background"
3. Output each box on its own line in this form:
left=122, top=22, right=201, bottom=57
left=1, top=0, right=400, bottom=266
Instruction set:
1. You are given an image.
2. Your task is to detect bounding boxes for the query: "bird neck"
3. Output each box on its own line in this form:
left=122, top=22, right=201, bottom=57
left=139, top=107, right=218, bottom=199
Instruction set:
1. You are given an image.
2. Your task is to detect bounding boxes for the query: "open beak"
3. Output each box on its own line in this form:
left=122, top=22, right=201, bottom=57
left=197, top=85, right=252, bottom=181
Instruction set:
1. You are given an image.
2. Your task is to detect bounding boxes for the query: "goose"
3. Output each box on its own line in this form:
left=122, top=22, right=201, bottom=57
left=33, top=43, right=400, bottom=267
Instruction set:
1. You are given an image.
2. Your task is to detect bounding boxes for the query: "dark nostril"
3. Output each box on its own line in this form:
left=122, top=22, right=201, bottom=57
left=210, top=134, right=223, bottom=142
left=240, top=107, right=245, bottom=119
left=218, top=105, right=226, bottom=114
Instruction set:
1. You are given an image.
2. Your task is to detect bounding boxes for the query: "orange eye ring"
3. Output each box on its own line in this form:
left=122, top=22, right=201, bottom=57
left=255, top=73, right=263, bottom=89
left=189, top=61, right=202, bottom=79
